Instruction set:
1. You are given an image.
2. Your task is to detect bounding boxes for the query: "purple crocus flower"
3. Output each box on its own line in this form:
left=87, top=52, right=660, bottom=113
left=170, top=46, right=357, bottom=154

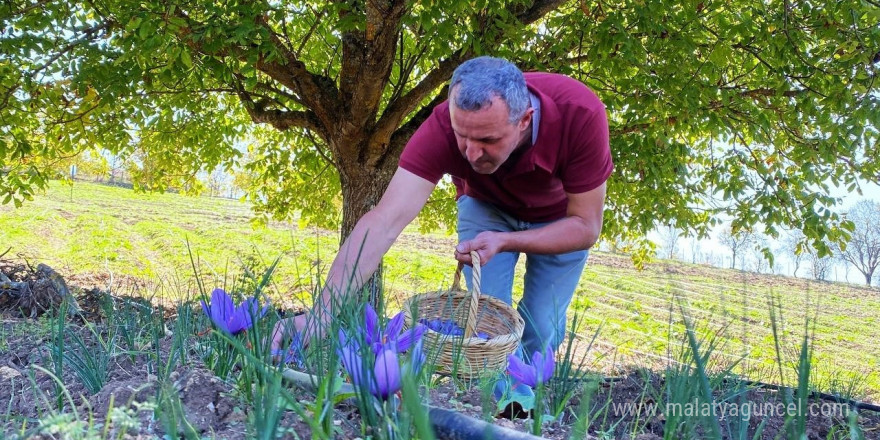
left=200, top=288, right=270, bottom=335
left=506, top=347, right=555, bottom=388
left=419, top=318, right=490, bottom=339
left=272, top=331, right=304, bottom=368
left=364, top=304, right=427, bottom=353
left=338, top=328, right=426, bottom=401
left=373, top=348, right=402, bottom=400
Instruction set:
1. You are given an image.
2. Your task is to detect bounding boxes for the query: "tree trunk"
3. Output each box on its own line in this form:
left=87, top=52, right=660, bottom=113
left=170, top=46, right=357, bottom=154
left=333, top=135, right=399, bottom=306
left=866, top=269, right=874, bottom=287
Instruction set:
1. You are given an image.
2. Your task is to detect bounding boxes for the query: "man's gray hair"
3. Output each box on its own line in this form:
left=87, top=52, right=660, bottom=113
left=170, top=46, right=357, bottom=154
left=449, top=56, right=529, bottom=124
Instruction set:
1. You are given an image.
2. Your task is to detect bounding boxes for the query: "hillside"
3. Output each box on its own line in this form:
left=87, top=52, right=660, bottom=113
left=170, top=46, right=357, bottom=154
left=1, top=180, right=878, bottom=403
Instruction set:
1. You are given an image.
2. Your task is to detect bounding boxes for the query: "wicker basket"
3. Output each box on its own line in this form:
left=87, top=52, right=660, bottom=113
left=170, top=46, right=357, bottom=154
left=403, top=251, right=524, bottom=379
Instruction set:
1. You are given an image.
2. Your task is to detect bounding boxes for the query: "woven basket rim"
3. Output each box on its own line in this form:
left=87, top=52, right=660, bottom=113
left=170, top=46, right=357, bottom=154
left=402, top=289, right=524, bottom=346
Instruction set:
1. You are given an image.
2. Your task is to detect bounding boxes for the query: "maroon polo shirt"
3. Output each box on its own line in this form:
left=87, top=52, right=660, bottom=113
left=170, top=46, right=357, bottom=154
left=399, top=72, right=612, bottom=223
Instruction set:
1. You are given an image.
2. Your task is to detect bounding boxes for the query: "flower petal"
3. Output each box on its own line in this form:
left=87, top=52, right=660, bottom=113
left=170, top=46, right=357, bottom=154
left=384, top=312, right=405, bottom=343
left=229, top=298, right=257, bottom=334
left=541, top=347, right=555, bottom=384
left=210, top=288, right=233, bottom=326
left=409, top=339, right=425, bottom=376
left=200, top=300, right=210, bottom=318
left=364, top=303, right=380, bottom=348
left=225, top=309, right=246, bottom=334
left=374, top=348, right=401, bottom=400
left=507, top=354, right=537, bottom=388
left=339, top=345, right=365, bottom=389
left=338, top=329, right=348, bottom=348
left=396, top=324, right=427, bottom=353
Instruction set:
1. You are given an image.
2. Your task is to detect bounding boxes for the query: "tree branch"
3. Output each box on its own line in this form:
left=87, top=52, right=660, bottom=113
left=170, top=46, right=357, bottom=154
left=338, top=0, right=408, bottom=133
left=251, top=14, right=340, bottom=130
left=374, top=50, right=468, bottom=142
left=511, top=0, right=569, bottom=25
left=29, top=21, right=111, bottom=78
left=384, top=87, right=449, bottom=166
left=612, top=117, right=679, bottom=136
left=237, top=89, right=323, bottom=135
left=167, top=7, right=339, bottom=132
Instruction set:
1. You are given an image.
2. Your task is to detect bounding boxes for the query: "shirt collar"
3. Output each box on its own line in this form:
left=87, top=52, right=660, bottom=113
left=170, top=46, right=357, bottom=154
left=503, top=84, right=560, bottom=177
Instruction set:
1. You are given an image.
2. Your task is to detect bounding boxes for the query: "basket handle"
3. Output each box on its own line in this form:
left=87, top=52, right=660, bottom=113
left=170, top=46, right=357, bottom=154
left=457, top=251, right=480, bottom=338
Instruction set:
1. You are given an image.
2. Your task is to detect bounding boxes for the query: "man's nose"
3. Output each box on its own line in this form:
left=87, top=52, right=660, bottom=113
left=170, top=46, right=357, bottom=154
left=465, top=141, right=483, bottom=162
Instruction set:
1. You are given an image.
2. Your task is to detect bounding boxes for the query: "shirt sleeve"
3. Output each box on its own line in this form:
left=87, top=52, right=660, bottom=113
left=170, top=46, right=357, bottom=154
left=560, top=107, right=613, bottom=194
left=399, top=105, right=456, bottom=184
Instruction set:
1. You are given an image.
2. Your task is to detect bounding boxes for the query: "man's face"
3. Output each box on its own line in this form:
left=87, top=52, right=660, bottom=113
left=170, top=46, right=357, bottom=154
left=449, top=90, right=532, bottom=174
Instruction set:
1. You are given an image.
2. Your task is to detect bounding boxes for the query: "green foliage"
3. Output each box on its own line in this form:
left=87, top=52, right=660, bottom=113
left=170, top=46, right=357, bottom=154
left=2, top=0, right=878, bottom=251
left=48, top=300, right=68, bottom=411
left=549, top=313, right=602, bottom=419
left=676, top=303, right=723, bottom=439
left=64, top=323, right=115, bottom=395
left=154, top=381, right=199, bottom=439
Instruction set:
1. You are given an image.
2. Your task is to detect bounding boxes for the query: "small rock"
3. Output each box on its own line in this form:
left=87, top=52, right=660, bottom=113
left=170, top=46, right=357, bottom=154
left=496, top=418, right=516, bottom=429
left=0, top=366, right=22, bottom=380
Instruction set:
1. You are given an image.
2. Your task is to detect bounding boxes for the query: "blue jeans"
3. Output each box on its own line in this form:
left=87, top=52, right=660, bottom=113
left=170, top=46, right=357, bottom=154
left=456, top=195, right=588, bottom=358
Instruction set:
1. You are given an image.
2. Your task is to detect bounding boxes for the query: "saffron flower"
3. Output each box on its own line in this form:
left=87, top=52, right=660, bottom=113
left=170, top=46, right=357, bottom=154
left=419, top=318, right=490, bottom=339
left=506, top=347, right=555, bottom=388
left=200, top=288, right=269, bottom=335
left=364, top=303, right=427, bottom=353
left=339, top=333, right=425, bottom=400
left=272, top=331, right=304, bottom=368
left=338, top=305, right=428, bottom=401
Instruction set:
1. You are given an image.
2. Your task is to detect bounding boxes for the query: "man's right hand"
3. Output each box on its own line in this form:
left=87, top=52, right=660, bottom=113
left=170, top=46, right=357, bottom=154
left=271, top=311, right=327, bottom=352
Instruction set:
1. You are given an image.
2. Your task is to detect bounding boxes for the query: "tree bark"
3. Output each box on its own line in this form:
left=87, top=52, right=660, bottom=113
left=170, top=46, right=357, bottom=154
left=333, top=134, right=400, bottom=306
left=335, top=139, right=398, bottom=240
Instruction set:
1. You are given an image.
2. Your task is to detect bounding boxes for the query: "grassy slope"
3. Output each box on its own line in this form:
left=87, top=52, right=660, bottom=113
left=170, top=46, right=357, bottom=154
left=2, top=180, right=878, bottom=400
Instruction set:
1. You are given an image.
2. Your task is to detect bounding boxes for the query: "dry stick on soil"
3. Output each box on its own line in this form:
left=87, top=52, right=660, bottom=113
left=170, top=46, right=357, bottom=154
left=0, top=270, right=28, bottom=293
left=281, top=368, right=546, bottom=440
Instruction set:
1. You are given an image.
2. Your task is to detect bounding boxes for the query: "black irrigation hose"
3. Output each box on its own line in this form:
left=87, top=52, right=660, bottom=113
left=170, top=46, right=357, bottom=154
left=282, top=368, right=545, bottom=440
left=721, top=378, right=880, bottom=414
left=428, top=406, right=543, bottom=440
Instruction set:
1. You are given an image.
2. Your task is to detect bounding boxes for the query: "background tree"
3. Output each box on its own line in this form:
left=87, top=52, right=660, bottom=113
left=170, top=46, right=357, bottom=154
left=835, top=200, right=880, bottom=286
left=747, top=233, right=771, bottom=273
left=658, top=225, right=681, bottom=260
left=689, top=238, right=702, bottom=264
left=719, top=227, right=756, bottom=270
left=2, top=0, right=878, bottom=259
left=780, top=229, right=806, bottom=277
left=806, top=245, right=834, bottom=281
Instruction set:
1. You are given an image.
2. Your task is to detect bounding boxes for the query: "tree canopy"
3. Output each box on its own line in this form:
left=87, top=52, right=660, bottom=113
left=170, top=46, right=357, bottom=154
left=2, top=0, right=879, bottom=257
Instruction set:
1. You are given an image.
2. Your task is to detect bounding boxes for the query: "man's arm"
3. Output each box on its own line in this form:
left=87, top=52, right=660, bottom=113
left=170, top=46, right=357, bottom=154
left=272, top=167, right=435, bottom=349
left=455, top=182, right=606, bottom=263
left=316, top=167, right=436, bottom=313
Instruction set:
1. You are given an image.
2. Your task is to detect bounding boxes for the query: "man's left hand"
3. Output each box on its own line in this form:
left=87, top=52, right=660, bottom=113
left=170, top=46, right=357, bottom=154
left=455, top=231, right=506, bottom=265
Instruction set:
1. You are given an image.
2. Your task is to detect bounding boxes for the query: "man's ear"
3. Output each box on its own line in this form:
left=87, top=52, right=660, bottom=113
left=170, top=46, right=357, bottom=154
left=517, top=107, right=534, bottom=131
